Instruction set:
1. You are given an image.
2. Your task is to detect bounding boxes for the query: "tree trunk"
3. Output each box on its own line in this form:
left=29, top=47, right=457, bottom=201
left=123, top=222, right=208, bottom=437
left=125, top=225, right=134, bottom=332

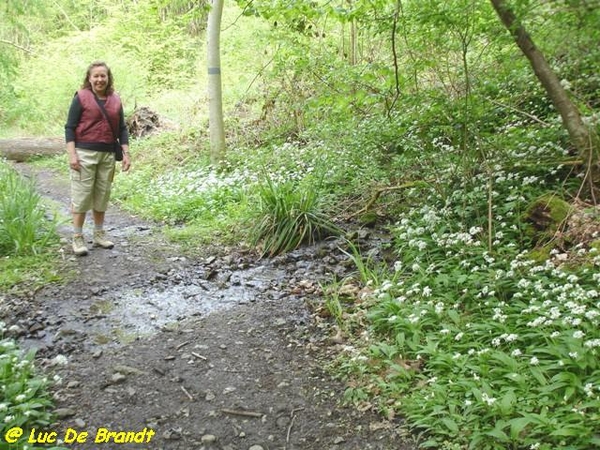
left=207, top=0, right=226, bottom=167
left=490, top=0, right=599, bottom=190
left=0, top=138, right=64, bottom=162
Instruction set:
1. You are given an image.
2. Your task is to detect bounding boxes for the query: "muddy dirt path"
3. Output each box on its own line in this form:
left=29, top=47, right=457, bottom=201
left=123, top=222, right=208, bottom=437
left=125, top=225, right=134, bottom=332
left=3, top=161, right=416, bottom=450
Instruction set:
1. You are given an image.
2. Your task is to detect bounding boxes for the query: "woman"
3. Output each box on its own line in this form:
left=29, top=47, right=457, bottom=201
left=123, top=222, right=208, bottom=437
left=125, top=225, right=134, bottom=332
left=65, top=61, right=131, bottom=256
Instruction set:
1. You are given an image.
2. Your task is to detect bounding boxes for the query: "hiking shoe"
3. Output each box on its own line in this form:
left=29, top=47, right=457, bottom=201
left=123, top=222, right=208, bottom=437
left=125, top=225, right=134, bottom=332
left=72, top=234, right=88, bottom=256
left=93, top=230, right=114, bottom=249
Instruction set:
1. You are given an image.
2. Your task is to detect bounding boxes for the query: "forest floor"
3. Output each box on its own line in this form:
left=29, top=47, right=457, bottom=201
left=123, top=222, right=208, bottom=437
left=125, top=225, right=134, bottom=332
left=2, top=158, right=418, bottom=450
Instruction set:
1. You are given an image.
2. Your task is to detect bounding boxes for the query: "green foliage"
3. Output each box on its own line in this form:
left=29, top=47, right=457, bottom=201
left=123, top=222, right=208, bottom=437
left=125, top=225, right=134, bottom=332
left=113, top=148, right=249, bottom=228
left=0, top=252, right=65, bottom=293
left=249, top=173, right=340, bottom=257
left=112, top=134, right=365, bottom=251
left=0, top=1, right=599, bottom=449
left=340, top=239, right=390, bottom=287
left=0, top=325, right=67, bottom=450
left=0, top=161, right=58, bottom=256
left=328, top=147, right=600, bottom=448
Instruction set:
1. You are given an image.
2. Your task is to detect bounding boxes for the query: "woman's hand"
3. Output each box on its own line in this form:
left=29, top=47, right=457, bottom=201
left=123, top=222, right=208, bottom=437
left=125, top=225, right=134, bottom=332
left=68, top=150, right=81, bottom=171
left=121, top=153, right=131, bottom=172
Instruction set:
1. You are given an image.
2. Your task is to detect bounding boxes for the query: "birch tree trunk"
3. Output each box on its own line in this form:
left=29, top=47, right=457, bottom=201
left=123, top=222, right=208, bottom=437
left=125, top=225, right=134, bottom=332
left=207, top=0, right=226, bottom=166
left=490, top=0, right=599, bottom=193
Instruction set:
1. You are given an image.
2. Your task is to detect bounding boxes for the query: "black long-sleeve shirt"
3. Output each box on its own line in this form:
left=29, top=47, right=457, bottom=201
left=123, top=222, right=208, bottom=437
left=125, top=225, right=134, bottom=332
left=64, top=94, right=129, bottom=151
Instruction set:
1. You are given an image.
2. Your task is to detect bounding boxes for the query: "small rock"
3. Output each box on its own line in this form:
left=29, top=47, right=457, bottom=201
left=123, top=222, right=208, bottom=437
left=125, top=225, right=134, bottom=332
left=248, top=446, right=264, bottom=450
left=163, top=428, right=182, bottom=440
left=73, top=418, right=86, bottom=428
left=201, top=434, right=217, bottom=444
left=29, top=322, right=44, bottom=333
left=114, top=364, right=144, bottom=375
left=54, top=408, right=76, bottom=419
left=276, top=416, right=290, bottom=429
left=110, top=373, right=127, bottom=384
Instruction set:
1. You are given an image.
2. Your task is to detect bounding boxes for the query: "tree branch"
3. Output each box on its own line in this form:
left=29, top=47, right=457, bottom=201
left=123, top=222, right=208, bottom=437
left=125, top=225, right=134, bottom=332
left=52, top=0, right=81, bottom=32
left=486, top=98, right=551, bottom=126
left=0, top=39, right=31, bottom=54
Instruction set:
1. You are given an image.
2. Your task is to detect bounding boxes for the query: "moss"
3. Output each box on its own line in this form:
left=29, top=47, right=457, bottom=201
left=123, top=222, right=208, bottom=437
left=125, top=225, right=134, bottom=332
left=545, top=196, right=572, bottom=223
left=527, top=245, right=553, bottom=263
left=522, top=194, right=572, bottom=243
left=359, top=211, right=379, bottom=227
left=527, top=194, right=571, bottom=227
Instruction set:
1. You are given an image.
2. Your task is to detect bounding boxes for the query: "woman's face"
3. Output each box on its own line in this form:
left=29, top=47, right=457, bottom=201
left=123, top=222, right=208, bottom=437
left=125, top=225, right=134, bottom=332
left=89, top=66, right=109, bottom=96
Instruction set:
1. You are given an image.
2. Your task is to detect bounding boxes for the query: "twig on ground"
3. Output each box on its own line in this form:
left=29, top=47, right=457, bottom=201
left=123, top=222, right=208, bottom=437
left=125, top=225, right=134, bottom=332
left=221, top=408, right=263, bottom=418
left=180, top=385, right=194, bottom=401
left=191, top=352, right=207, bottom=360
left=285, top=407, right=304, bottom=449
left=176, top=341, right=190, bottom=350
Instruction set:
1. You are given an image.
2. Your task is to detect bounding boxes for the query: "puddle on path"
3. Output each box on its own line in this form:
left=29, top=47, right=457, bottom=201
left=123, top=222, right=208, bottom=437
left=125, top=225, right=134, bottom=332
left=86, top=264, right=289, bottom=345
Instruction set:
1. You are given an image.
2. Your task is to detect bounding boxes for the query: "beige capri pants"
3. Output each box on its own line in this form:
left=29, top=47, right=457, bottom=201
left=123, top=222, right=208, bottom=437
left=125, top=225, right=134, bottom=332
left=70, top=149, right=116, bottom=213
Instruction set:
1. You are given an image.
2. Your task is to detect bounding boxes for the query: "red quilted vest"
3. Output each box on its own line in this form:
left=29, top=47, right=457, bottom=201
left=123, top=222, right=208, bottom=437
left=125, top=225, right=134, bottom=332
left=74, top=89, right=122, bottom=144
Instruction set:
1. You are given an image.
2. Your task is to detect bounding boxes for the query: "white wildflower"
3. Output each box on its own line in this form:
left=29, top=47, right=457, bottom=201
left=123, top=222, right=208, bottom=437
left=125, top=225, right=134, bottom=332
left=481, top=392, right=496, bottom=406
left=584, top=383, right=594, bottom=397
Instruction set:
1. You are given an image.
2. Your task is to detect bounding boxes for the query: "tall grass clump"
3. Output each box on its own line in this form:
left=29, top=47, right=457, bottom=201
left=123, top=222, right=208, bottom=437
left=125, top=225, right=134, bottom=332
left=0, top=161, right=57, bottom=256
left=249, top=173, right=340, bottom=257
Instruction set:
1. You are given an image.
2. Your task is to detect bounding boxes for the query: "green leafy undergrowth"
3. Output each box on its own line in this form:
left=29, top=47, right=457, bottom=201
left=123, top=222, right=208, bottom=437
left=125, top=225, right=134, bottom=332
left=326, top=144, right=600, bottom=449
left=0, top=160, right=64, bottom=291
left=0, top=253, right=64, bottom=293
left=0, top=161, right=58, bottom=256
left=332, top=202, right=600, bottom=449
left=0, top=324, right=67, bottom=450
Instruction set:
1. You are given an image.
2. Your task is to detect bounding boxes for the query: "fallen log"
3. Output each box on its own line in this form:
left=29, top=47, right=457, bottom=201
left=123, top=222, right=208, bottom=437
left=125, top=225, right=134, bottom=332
left=0, top=137, right=64, bottom=162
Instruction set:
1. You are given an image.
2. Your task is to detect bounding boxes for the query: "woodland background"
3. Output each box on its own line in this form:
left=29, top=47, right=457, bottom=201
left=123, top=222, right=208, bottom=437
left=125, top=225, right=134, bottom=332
left=1, top=1, right=600, bottom=449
